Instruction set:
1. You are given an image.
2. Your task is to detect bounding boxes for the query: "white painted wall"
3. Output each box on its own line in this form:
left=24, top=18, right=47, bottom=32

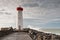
left=18, top=11, right=23, bottom=30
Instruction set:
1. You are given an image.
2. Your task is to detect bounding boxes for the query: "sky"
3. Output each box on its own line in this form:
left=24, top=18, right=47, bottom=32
left=0, top=0, right=60, bottom=29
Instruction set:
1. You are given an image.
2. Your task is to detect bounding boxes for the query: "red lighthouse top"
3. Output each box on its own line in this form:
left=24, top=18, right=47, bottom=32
left=17, top=7, right=23, bottom=11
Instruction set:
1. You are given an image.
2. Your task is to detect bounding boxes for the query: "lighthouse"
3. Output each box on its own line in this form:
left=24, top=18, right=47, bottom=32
left=16, top=6, right=23, bottom=30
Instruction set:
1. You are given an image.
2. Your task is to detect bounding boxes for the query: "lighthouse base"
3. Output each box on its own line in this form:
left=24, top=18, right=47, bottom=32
left=18, top=25, right=21, bottom=31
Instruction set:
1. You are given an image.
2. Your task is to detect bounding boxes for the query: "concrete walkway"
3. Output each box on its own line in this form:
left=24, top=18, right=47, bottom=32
left=0, top=32, right=32, bottom=40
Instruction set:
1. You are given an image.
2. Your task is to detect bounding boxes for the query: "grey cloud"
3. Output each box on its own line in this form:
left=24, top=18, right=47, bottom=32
left=0, top=9, right=11, bottom=15
left=0, top=9, right=6, bottom=11
left=40, top=0, right=60, bottom=9
left=5, top=12, right=11, bottom=15
left=0, top=0, right=18, bottom=8
left=22, top=0, right=60, bottom=8
left=21, top=0, right=60, bottom=8
left=21, top=0, right=37, bottom=3
left=22, top=3, right=39, bottom=7
left=21, top=0, right=46, bottom=7
left=21, top=0, right=45, bottom=3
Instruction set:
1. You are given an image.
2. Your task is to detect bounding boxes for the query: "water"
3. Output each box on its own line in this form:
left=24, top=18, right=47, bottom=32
left=41, top=29, right=60, bottom=35
left=23, top=19, right=60, bottom=35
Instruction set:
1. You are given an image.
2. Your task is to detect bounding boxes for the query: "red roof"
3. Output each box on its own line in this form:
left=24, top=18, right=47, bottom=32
left=17, top=7, right=23, bottom=11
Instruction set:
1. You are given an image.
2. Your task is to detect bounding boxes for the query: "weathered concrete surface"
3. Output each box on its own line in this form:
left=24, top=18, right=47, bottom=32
left=0, top=32, right=32, bottom=40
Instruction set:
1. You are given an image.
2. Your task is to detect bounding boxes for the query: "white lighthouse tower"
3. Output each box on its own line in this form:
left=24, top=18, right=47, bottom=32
left=16, top=6, right=23, bottom=30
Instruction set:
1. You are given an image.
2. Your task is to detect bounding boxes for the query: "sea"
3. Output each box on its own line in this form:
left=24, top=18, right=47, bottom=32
left=41, top=29, right=60, bottom=35
left=23, top=19, right=60, bottom=35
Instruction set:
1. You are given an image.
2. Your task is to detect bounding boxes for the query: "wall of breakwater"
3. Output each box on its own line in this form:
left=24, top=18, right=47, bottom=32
left=22, top=28, right=60, bottom=40
left=0, top=27, right=13, bottom=37
left=0, top=28, right=60, bottom=40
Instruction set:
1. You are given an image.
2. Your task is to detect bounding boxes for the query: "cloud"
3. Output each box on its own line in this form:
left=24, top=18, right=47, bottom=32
left=0, top=0, right=60, bottom=29
left=22, top=3, right=39, bottom=7
left=0, top=8, right=16, bottom=28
